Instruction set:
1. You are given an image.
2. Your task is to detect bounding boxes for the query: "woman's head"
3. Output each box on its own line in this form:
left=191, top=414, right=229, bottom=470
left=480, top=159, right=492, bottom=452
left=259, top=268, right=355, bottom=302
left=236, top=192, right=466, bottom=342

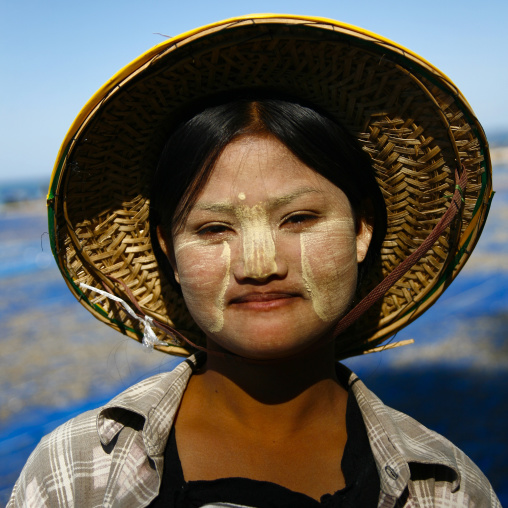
left=150, top=98, right=387, bottom=358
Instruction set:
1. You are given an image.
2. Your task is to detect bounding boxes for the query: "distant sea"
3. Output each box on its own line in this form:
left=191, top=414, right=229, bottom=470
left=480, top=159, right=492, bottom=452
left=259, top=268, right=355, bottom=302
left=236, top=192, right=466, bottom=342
left=0, top=178, right=48, bottom=206
left=1, top=167, right=507, bottom=505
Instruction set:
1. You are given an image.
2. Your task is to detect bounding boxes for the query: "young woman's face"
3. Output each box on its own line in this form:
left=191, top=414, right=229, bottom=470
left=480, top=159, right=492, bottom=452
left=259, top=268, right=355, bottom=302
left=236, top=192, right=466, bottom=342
left=159, top=135, right=372, bottom=360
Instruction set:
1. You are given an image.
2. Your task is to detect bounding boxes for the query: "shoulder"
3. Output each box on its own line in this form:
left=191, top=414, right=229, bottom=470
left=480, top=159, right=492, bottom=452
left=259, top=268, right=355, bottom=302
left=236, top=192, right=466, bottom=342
left=7, top=407, right=104, bottom=507
left=343, top=366, right=501, bottom=507
left=380, top=402, right=500, bottom=506
left=8, top=355, right=200, bottom=507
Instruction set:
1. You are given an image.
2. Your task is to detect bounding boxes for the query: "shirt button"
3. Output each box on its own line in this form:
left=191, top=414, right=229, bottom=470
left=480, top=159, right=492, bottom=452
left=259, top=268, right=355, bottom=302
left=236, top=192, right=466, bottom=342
left=385, top=465, right=399, bottom=480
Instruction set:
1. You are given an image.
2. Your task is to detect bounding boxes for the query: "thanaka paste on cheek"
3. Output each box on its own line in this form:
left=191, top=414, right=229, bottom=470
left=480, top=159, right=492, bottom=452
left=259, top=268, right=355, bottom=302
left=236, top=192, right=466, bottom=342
left=209, top=241, right=231, bottom=332
left=300, top=218, right=357, bottom=322
left=174, top=239, right=231, bottom=334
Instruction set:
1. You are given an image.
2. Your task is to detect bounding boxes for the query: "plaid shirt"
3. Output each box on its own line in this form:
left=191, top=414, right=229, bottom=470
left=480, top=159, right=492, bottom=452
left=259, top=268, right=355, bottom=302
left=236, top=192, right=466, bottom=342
left=8, top=354, right=500, bottom=507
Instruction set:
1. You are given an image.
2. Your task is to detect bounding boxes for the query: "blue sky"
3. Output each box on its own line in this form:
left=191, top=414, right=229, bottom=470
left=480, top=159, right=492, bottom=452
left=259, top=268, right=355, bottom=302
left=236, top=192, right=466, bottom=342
left=1, top=0, right=507, bottom=181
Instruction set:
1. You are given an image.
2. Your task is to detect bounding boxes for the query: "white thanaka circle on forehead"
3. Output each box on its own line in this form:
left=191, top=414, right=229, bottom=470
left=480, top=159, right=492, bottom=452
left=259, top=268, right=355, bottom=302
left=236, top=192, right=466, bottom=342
left=300, top=217, right=357, bottom=322
left=196, top=188, right=318, bottom=214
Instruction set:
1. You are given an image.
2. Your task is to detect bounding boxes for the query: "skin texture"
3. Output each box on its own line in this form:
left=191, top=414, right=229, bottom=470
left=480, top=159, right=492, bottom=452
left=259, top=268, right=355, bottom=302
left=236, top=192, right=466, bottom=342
left=157, top=134, right=373, bottom=500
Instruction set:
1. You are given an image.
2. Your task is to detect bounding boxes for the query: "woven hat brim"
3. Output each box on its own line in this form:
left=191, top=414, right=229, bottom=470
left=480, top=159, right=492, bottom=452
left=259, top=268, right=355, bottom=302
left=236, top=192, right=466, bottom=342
left=48, top=15, right=493, bottom=359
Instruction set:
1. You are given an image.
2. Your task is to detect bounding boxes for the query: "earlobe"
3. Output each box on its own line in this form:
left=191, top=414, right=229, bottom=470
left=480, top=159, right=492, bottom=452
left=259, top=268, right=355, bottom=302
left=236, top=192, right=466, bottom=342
left=356, top=218, right=373, bottom=263
left=156, top=226, right=180, bottom=284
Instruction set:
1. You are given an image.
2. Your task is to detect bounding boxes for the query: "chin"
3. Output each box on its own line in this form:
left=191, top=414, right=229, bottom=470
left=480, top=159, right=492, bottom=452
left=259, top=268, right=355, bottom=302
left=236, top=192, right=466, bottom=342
left=207, top=322, right=334, bottom=361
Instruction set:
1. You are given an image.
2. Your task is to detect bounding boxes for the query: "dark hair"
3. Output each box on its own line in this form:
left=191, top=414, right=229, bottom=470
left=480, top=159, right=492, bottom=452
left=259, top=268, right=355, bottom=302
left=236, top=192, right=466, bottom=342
left=150, top=97, right=387, bottom=289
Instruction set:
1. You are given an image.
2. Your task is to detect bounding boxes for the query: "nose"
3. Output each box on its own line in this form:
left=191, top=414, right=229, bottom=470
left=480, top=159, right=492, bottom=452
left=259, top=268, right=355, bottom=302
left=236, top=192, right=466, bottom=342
left=233, top=218, right=287, bottom=282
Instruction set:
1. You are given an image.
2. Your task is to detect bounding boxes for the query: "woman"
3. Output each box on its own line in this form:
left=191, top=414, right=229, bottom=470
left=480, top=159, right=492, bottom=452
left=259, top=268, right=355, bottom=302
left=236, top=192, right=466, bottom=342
left=150, top=98, right=383, bottom=505
left=9, top=15, right=499, bottom=507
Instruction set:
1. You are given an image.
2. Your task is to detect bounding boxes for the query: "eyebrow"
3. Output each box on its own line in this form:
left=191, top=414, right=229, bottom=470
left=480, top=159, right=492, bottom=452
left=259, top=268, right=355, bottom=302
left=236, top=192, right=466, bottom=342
left=195, top=187, right=321, bottom=213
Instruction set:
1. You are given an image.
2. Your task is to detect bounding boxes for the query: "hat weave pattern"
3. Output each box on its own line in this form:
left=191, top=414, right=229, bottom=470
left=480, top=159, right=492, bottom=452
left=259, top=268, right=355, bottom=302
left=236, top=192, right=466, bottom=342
left=49, top=17, right=492, bottom=358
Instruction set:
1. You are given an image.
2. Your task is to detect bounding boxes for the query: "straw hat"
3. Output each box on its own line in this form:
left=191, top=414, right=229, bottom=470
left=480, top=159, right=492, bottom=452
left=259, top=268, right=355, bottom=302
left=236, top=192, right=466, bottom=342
left=48, top=14, right=492, bottom=359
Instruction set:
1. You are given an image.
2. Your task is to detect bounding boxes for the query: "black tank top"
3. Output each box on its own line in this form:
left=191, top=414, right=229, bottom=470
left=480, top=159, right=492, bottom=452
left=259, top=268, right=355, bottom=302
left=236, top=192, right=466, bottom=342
left=149, top=388, right=380, bottom=507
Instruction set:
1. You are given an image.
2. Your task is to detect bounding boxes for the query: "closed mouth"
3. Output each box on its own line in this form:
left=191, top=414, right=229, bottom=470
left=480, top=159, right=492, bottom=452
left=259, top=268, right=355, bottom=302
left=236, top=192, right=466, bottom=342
left=229, top=292, right=299, bottom=305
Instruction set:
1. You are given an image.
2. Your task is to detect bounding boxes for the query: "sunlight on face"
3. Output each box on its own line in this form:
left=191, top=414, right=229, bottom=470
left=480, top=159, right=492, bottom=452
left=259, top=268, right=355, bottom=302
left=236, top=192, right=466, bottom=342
left=161, top=135, right=371, bottom=359
left=300, top=217, right=357, bottom=322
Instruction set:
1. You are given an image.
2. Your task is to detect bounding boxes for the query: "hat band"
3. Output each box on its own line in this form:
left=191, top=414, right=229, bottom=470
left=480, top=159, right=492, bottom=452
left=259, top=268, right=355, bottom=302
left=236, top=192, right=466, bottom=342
left=333, top=167, right=468, bottom=355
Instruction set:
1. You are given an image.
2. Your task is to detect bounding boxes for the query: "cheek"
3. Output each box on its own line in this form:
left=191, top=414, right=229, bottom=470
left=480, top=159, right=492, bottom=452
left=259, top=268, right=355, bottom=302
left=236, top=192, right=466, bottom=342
left=174, top=241, right=231, bottom=333
left=300, top=220, right=358, bottom=322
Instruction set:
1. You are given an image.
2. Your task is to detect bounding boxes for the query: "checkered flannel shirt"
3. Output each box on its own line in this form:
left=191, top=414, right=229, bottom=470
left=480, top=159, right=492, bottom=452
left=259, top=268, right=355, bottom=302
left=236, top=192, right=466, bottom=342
left=8, top=354, right=501, bottom=507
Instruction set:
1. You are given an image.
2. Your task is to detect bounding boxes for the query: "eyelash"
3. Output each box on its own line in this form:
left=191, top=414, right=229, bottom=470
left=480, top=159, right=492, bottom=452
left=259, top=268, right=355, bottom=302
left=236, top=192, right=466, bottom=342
left=281, top=212, right=319, bottom=227
left=196, top=223, right=232, bottom=236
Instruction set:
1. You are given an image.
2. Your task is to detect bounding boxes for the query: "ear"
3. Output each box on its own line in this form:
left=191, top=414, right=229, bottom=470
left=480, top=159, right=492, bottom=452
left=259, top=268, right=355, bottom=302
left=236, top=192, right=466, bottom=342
left=356, top=217, right=373, bottom=263
left=156, top=225, right=180, bottom=284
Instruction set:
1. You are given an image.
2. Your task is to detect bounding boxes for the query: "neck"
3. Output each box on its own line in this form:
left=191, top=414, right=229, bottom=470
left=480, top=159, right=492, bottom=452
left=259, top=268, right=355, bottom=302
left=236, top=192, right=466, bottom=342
left=190, top=341, right=347, bottom=435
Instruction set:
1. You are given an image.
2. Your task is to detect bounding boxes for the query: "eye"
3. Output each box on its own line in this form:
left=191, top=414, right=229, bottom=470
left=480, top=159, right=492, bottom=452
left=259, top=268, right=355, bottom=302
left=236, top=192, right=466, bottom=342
left=196, top=223, right=233, bottom=236
left=281, top=212, right=319, bottom=229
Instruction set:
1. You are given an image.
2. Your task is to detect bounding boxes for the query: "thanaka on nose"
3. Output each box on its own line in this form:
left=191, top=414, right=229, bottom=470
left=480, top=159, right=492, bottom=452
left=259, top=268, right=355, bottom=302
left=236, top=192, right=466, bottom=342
left=234, top=203, right=279, bottom=281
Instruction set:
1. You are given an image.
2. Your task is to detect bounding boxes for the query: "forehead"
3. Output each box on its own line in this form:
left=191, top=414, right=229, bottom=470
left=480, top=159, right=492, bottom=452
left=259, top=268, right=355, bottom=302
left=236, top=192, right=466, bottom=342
left=197, top=135, right=343, bottom=204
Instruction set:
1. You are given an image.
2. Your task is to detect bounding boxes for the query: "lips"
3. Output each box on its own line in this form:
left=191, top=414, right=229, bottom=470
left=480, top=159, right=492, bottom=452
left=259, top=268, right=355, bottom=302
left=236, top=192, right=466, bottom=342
left=231, top=292, right=294, bottom=302
left=229, top=292, right=301, bottom=311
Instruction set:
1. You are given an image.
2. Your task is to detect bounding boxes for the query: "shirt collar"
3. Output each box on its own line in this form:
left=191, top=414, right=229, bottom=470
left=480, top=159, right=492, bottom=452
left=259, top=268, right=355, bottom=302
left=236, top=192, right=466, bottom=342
left=339, top=364, right=461, bottom=497
left=96, top=354, right=461, bottom=497
left=96, top=353, right=203, bottom=455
